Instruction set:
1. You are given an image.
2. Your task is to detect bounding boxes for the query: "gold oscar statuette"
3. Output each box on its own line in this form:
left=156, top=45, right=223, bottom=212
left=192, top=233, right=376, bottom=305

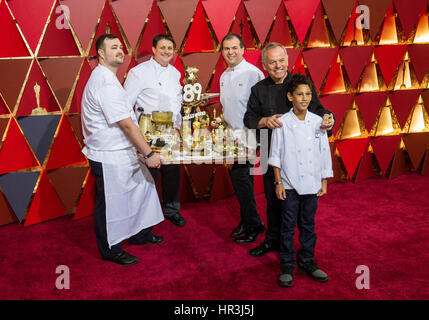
left=31, top=82, right=48, bottom=115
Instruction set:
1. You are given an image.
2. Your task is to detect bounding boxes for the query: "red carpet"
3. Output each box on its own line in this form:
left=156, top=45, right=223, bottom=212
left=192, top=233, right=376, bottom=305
left=0, top=173, right=428, bottom=300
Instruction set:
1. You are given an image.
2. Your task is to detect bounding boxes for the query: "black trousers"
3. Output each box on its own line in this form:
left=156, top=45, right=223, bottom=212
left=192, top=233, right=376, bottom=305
left=262, top=166, right=282, bottom=248
left=229, top=163, right=263, bottom=232
left=89, top=159, right=154, bottom=259
left=280, top=189, right=318, bottom=272
left=149, top=164, right=181, bottom=217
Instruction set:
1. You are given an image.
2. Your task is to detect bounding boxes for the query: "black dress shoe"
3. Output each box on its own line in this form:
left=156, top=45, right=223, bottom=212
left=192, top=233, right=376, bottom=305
left=103, top=251, right=138, bottom=266
left=165, top=213, right=186, bottom=227
left=234, top=223, right=266, bottom=243
left=234, top=232, right=258, bottom=243
left=129, top=234, right=164, bottom=245
left=249, top=242, right=279, bottom=257
left=230, top=222, right=245, bottom=238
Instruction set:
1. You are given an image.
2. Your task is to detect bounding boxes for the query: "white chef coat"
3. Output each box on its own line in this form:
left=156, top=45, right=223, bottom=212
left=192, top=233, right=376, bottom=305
left=268, top=110, right=333, bottom=195
left=124, top=57, right=183, bottom=129
left=220, top=58, right=264, bottom=145
left=81, top=64, right=164, bottom=247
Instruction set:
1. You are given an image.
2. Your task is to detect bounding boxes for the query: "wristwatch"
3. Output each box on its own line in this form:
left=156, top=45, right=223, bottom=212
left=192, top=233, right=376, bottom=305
left=143, top=151, right=155, bottom=159
left=274, top=181, right=282, bottom=185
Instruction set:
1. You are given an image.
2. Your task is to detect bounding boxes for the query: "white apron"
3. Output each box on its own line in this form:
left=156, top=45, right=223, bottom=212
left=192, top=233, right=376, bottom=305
left=101, top=148, right=164, bottom=248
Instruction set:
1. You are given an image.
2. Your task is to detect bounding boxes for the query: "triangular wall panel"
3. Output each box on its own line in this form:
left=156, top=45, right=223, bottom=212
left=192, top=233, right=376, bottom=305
left=0, top=118, right=40, bottom=175
left=322, top=53, right=346, bottom=94
left=158, top=0, right=199, bottom=49
left=37, top=0, right=81, bottom=57
left=45, top=115, right=88, bottom=170
left=354, top=150, right=376, bottom=183
left=39, top=57, right=83, bottom=110
left=0, top=59, right=32, bottom=112
left=355, top=92, right=389, bottom=131
left=283, top=0, right=320, bottom=44
left=0, top=171, right=40, bottom=222
left=374, top=45, right=408, bottom=87
left=322, top=0, right=357, bottom=44
left=137, top=0, right=167, bottom=56
left=389, top=147, right=410, bottom=179
left=0, top=1, right=31, bottom=58
left=389, top=90, right=421, bottom=128
left=183, top=1, right=215, bottom=53
left=371, top=135, right=402, bottom=174
left=394, top=0, right=426, bottom=38
left=358, top=0, right=393, bottom=40
left=336, top=138, right=371, bottom=179
left=402, top=132, right=429, bottom=170
left=306, top=2, right=330, bottom=48
left=60, top=0, right=105, bottom=53
left=268, top=1, right=293, bottom=47
left=319, top=94, right=354, bottom=135
left=244, top=0, right=281, bottom=45
left=47, top=166, right=89, bottom=214
left=303, top=48, right=338, bottom=92
left=230, top=1, right=255, bottom=49
left=111, top=0, right=152, bottom=50
left=15, top=60, right=61, bottom=116
left=408, top=44, right=429, bottom=83
left=24, top=170, right=67, bottom=226
left=17, top=115, right=61, bottom=166
left=340, top=46, right=374, bottom=88
left=7, top=0, right=54, bottom=54
left=202, top=0, right=241, bottom=42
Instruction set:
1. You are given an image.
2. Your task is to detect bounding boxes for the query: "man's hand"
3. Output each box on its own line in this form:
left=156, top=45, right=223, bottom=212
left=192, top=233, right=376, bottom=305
left=317, top=179, right=327, bottom=197
left=275, top=184, right=286, bottom=200
left=320, top=113, right=334, bottom=131
left=260, top=114, right=283, bottom=129
left=145, top=152, right=161, bottom=168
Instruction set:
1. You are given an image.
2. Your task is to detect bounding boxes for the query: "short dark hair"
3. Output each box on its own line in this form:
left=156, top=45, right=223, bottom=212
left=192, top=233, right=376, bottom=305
left=152, top=34, right=175, bottom=48
left=286, top=74, right=313, bottom=95
left=95, top=33, right=119, bottom=58
left=221, top=33, right=244, bottom=49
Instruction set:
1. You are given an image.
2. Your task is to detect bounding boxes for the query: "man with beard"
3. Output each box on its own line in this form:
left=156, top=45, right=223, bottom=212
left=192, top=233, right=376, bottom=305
left=81, top=34, right=164, bottom=266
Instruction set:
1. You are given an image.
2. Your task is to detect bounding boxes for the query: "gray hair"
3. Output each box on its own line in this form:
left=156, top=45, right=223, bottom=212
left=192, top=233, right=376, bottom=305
left=261, top=43, right=288, bottom=64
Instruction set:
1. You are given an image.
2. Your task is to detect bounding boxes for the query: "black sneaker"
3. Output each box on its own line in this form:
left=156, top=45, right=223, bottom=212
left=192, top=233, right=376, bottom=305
left=165, top=213, right=186, bottom=227
left=298, top=263, right=329, bottom=282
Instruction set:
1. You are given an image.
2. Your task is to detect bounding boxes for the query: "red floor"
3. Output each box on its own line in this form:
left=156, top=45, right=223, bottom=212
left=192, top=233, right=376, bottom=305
left=0, top=172, right=428, bottom=300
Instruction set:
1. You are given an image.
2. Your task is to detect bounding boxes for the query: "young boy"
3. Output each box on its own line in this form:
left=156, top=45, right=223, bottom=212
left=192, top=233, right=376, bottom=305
left=268, top=74, right=333, bottom=287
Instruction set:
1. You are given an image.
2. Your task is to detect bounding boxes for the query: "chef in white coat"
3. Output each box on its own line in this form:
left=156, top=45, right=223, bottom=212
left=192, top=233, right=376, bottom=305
left=124, top=34, right=186, bottom=227
left=81, top=34, right=164, bottom=266
left=219, top=33, right=266, bottom=244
